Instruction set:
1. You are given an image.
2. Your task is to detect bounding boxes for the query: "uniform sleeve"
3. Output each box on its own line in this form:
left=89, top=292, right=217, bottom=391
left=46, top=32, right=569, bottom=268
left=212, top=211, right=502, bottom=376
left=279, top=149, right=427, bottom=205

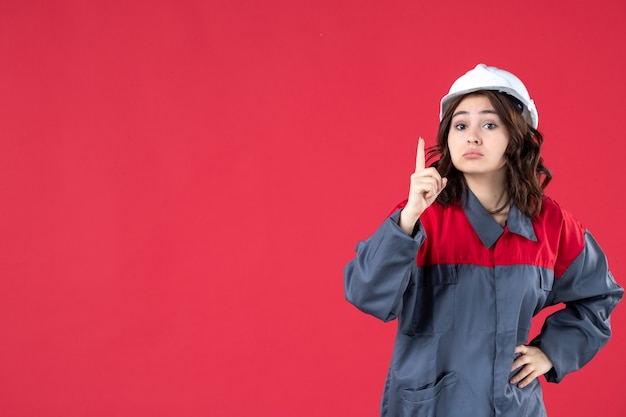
left=344, top=209, right=424, bottom=322
left=531, top=230, right=623, bottom=383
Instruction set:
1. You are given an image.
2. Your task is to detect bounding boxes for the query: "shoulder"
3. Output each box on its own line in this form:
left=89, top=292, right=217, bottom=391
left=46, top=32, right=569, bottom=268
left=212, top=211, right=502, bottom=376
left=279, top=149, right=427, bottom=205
left=536, top=195, right=587, bottom=276
left=536, top=195, right=586, bottom=233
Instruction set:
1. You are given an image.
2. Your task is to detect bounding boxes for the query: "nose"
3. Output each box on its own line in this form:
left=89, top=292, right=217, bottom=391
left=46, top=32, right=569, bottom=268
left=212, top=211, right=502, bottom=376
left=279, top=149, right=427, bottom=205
left=466, top=126, right=482, bottom=145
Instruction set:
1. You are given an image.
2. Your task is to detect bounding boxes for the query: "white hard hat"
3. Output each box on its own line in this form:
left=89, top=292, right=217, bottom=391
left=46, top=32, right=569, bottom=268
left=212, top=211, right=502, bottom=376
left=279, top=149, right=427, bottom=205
left=440, top=63, right=539, bottom=128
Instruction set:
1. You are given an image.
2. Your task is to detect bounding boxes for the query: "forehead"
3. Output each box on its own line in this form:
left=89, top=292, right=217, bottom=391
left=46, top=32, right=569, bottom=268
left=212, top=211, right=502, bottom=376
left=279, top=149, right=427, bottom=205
left=454, top=94, right=495, bottom=112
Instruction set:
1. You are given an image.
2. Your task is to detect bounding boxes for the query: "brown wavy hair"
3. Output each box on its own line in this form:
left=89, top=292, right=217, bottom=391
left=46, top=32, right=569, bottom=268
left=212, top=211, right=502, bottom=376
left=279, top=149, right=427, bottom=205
left=427, top=90, right=552, bottom=218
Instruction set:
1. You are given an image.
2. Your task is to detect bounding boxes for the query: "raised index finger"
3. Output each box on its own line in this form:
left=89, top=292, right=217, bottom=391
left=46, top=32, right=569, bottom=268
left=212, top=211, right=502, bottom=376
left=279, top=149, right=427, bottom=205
left=415, top=137, right=426, bottom=172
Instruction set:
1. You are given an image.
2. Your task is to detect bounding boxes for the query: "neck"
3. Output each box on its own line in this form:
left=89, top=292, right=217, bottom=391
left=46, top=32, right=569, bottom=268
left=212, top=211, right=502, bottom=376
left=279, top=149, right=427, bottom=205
left=464, top=173, right=509, bottom=214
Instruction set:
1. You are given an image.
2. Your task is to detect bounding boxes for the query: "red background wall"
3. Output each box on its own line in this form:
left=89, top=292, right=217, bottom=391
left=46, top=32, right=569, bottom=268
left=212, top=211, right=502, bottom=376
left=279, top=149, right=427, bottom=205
left=1, top=1, right=625, bottom=416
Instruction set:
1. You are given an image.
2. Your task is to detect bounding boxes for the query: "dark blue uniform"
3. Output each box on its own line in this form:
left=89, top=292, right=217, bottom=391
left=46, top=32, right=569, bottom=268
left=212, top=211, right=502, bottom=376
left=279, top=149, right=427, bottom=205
left=345, top=191, right=623, bottom=416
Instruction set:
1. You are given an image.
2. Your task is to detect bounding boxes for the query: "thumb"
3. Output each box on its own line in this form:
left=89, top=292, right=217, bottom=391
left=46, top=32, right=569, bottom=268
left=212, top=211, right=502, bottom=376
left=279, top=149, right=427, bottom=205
left=439, top=177, right=448, bottom=193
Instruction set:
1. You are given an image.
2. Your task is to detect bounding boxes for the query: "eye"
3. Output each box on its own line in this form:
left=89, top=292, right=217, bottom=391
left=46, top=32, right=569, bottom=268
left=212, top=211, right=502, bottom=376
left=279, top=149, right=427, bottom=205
left=454, top=123, right=467, bottom=130
left=483, top=123, right=497, bottom=129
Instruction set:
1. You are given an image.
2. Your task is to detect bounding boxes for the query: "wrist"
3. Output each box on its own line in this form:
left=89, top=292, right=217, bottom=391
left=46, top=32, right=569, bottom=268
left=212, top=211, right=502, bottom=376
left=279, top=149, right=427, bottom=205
left=399, top=209, right=420, bottom=236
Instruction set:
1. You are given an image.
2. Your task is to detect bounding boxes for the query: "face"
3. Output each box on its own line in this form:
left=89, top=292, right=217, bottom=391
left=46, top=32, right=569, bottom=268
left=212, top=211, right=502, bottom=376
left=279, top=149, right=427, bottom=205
left=447, top=94, right=509, bottom=180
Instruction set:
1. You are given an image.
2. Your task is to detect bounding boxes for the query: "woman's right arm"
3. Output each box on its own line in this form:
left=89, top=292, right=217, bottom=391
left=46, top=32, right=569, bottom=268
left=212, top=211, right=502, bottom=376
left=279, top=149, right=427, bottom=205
left=344, top=138, right=446, bottom=321
left=344, top=210, right=425, bottom=322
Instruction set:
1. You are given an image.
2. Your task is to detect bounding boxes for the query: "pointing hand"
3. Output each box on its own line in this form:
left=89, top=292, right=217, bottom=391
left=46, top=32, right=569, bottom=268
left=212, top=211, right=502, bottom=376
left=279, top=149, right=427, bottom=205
left=399, top=138, right=447, bottom=235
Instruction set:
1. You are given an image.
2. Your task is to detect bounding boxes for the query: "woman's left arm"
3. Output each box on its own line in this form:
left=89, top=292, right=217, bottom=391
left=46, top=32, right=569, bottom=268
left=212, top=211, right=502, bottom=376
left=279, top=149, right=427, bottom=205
left=530, top=230, right=623, bottom=383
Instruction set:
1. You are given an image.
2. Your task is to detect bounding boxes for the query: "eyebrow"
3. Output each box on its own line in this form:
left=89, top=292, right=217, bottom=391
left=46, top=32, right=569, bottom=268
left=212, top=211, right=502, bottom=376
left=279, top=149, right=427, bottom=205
left=452, top=109, right=499, bottom=118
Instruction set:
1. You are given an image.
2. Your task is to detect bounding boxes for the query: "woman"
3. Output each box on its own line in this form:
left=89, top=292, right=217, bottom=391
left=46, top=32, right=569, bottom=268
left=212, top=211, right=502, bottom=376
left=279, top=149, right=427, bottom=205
left=344, top=64, right=623, bottom=417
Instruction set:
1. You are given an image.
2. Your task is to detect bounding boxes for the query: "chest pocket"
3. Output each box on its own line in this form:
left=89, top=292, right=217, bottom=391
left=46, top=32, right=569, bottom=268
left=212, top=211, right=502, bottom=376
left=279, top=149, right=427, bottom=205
left=539, top=268, right=554, bottom=291
left=532, top=268, right=554, bottom=315
left=408, top=265, right=457, bottom=335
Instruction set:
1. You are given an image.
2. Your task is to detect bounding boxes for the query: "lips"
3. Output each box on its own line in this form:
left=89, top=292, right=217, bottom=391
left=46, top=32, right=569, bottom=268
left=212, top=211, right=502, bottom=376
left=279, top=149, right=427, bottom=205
left=463, top=150, right=483, bottom=158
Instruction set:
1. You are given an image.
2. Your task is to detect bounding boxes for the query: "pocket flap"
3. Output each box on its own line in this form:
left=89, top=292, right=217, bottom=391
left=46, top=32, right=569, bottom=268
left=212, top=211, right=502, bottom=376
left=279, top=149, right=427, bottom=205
left=418, top=265, right=458, bottom=288
left=540, top=269, right=554, bottom=291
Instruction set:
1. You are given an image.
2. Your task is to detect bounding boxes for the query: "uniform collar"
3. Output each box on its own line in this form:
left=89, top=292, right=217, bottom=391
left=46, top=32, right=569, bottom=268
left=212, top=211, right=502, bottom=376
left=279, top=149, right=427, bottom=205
left=462, top=189, right=537, bottom=248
